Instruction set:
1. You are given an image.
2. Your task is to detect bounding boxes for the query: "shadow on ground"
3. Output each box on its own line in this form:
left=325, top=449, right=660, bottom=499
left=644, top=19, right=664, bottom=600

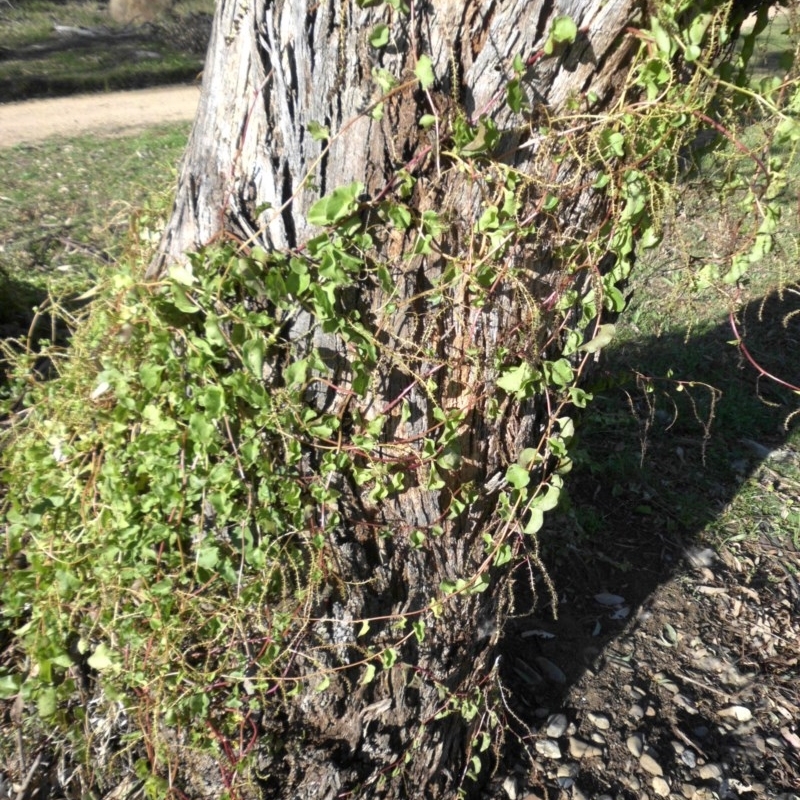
left=0, top=268, right=46, bottom=341
left=498, top=284, right=800, bottom=799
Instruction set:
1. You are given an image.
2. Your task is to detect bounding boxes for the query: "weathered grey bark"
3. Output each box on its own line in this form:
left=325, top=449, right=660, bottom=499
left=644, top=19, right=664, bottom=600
left=152, top=0, right=637, bottom=269
left=152, top=1, right=644, bottom=797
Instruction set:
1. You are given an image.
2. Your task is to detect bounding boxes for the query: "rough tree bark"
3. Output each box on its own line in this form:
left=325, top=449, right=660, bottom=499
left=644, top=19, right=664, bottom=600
left=153, top=0, right=638, bottom=267
left=148, top=1, right=736, bottom=797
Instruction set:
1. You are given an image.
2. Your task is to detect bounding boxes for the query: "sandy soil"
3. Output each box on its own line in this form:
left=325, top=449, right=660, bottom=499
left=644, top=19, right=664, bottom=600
left=0, top=83, right=199, bottom=148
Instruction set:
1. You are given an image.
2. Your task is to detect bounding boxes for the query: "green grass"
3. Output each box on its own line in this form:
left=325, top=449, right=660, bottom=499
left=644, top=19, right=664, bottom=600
left=568, top=140, right=800, bottom=561
left=1, top=0, right=116, bottom=49
left=0, top=122, right=191, bottom=334
left=543, top=6, right=800, bottom=576
left=0, top=0, right=213, bottom=101
left=573, top=274, right=800, bottom=531
left=748, top=10, right=796, bottom=80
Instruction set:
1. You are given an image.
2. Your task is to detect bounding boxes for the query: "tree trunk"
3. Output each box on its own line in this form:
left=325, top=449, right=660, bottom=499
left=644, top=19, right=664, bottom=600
left=153, top=0, right=639, bottom=267
left=151, top=1, right=650, bottom=797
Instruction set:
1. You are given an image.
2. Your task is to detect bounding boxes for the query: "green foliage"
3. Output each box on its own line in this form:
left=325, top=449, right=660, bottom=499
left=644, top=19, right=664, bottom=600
left=544, top=14, right=578, bottom=55
left=1, top=240, right=390, bottom=782
left=369, top=23, right=390, bottom=48
left=414, top=54, right=435, bottom=90
left=2, top=0, right=799, bottom=794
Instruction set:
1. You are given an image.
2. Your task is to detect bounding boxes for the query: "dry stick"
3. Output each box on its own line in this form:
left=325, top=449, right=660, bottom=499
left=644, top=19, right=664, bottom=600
left=13, top=752, right=42, bottom=800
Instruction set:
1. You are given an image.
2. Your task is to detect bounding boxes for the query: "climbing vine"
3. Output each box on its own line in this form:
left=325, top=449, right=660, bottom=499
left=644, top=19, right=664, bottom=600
left=1, top=1, right=798, bottom=796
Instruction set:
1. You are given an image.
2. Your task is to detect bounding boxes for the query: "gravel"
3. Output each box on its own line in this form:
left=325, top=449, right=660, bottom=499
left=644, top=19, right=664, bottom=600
left=485, top=497, right=800, bottom=800
left=568, top=737, right=604, bottom=759
left=640, top=751, right=664, bottom=777
left=545, top=713, right=568, bottom=738
left=534, top=739, right=562, bottom=760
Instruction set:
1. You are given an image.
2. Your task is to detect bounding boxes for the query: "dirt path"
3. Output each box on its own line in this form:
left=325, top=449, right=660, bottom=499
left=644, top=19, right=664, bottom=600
left=0, top=84, right=199, bottom=148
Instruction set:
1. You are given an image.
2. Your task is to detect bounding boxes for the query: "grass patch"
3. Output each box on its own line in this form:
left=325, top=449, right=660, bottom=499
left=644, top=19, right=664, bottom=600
left=546, top=5, right=800, bottom=585
left=0, top=0, right=212, bottom=101
left=747, top=9, right=796, bottom=80
left=572, top=270, right=800, bottom=538
left=0, top=122, right=191, bottom=335
left=569, top=128, right=800, bottom=560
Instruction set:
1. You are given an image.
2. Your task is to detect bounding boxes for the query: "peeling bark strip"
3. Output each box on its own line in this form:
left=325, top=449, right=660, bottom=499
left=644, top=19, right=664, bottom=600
left=152, top=1, right=642, bottom=797
left=152, top=0, right=636, bottom=270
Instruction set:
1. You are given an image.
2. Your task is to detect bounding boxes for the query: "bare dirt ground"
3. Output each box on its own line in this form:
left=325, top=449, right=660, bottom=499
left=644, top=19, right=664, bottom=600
left=487, top=286, right=800, bottom=800
left=0, top=83, right=199, bottom=147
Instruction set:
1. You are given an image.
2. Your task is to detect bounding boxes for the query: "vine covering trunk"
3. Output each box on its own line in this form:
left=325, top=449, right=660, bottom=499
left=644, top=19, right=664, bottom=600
left=144, top=0, right=756, bottom=796
left=0, top=1, right=783, bottom=798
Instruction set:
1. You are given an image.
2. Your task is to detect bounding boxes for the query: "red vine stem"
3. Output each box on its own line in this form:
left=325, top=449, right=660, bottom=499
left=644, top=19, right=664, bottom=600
left=729, top=311, right=800, bottom=393
left=692, top=111, right=769, bottom=177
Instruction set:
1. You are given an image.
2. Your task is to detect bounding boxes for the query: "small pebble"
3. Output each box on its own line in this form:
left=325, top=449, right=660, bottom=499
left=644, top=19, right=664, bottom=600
left=674, top=693, right=698, bottom=714
left=766, top=736, right=783, bottom=748
left=782, top=727, right=800, bottom=748
left=645, top=704, right=657, bottom=717
left=671, top=740, right=685, bottom=754
left=595, top=592, right=625, bottom=606
left=697, top=763, right=723, bottom=781
left=535, top=739, right=562, bottom=760
left=680, top=784, right=696, bottom=799
left=625, top=776, right=641, bottom=791
left=557, top=763, right=579, bottom=779
left=568, top=736, right=603, bottom=759
left=681, top=750, right=697, bottom=769
left=640, top=752, right=664, bottom=777
left=717, top=705, right=752, bottom=722
left=629, top=703, right=645, bottom=720
left=626, top=734, right=644, bottom=757
left=545, top=713, right=569, bottom=738
left=590, top=732, right=606, bottom=745
left=503, top=776, right=518, bottom=799
left=652, top=776, right=671, bottom=797
left=587, top=711, right=611, bottom=730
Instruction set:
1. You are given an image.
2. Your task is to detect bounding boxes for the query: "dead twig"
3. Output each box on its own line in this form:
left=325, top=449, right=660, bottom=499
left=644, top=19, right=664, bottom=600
left=14, top=751, right=42, bottom=800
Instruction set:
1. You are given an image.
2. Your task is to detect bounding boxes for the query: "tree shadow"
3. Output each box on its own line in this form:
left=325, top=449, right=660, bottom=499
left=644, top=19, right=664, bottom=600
left=498, top=283, right=800, bottom=797
left=0, top=267, right=46, bottom=340
left=0, top=268, right=54, bottom=389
